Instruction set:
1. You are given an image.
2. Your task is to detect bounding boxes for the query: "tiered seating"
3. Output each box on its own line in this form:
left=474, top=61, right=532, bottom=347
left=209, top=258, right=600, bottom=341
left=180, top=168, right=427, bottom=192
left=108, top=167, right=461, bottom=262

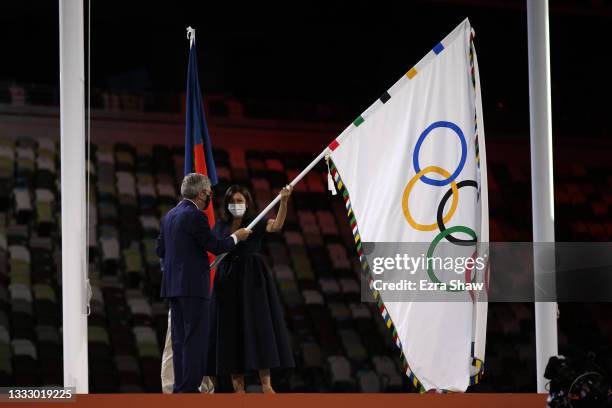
left=0, top=140, right=15, bottom=210
left=327, top=355, right=353, bottom=390
left=480, top=303, right=536, bottom=392
left=555, top=163, right=612, bottom=241
left=128, top=290, right=160, bottom=391
left=487, top=163, right=531, bottom=241
left=0, top=135, right=609, bottom=392
left=1, top=139, right=63, bottom=387
left=84, top=143, right=165, bottom=392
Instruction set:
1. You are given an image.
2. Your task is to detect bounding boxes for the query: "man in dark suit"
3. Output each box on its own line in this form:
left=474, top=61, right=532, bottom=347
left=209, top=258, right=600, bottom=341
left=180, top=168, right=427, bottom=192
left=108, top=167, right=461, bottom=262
left=156, top=173, right=251, bottom=393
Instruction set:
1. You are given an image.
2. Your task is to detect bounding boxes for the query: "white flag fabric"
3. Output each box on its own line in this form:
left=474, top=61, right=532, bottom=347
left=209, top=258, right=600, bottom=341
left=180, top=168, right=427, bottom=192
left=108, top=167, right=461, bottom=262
left=328, top=18, right=489, bottom=392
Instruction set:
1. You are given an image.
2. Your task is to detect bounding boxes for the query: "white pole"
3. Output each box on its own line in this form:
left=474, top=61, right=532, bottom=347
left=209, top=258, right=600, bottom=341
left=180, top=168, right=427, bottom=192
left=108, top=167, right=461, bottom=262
left=527, top=0, right=558, bottom=392
left=59, top=0, right=89, bottom=393
left=211, top=148, right=329, bottom=269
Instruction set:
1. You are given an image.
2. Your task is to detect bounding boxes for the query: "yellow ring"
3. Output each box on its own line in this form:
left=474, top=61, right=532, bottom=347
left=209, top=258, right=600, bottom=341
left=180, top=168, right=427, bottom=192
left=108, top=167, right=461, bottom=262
left=402, top=166, right=459, bottom=231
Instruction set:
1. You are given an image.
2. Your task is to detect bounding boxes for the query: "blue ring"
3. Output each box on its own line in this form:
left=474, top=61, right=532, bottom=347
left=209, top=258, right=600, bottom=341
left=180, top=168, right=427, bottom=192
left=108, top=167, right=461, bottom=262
left=413, top=121, right=467, bottom=186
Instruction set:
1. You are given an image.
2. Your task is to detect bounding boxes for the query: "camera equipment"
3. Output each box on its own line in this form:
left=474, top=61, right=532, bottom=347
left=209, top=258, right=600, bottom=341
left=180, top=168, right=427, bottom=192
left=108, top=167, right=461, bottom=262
left=545, top=350, right=612, bottom=408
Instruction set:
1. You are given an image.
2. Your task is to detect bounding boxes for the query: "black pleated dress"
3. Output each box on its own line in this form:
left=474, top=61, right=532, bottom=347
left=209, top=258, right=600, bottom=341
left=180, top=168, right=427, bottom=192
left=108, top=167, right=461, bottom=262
left=210, top=218, right=295, bottom=375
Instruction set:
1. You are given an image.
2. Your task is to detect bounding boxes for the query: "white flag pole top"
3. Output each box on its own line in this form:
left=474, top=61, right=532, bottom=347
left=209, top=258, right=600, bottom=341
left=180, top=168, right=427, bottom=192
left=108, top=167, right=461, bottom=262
left=187, top=26, right=196, bottom=47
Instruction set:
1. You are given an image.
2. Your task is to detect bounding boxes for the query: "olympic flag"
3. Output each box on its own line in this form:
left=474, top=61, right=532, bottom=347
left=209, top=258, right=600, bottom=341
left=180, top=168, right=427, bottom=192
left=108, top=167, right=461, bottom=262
left=328, top=19, right=489, bottom=391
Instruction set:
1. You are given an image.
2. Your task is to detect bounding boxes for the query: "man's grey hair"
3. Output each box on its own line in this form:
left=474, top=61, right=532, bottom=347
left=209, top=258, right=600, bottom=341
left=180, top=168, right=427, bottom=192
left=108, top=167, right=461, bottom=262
left=181, top=173, right=211, bottom=199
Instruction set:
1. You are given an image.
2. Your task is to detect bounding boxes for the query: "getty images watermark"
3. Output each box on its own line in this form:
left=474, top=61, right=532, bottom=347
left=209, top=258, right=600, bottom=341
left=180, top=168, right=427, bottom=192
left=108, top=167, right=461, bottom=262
left=359, top=242, right=612, bottom=302
left=370, top=252, right=488, bottom=292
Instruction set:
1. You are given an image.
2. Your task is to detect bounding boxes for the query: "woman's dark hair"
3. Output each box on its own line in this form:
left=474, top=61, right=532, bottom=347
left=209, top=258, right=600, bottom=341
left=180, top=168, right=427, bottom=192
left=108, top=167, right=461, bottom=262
left=221, top=184, right=254, bottom=223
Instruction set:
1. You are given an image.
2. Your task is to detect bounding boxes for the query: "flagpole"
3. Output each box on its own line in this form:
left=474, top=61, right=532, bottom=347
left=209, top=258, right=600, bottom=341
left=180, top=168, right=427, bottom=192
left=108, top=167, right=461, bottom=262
left=210, top=147, right=330, bottom=269
left=59, top=0, right=89, bottom=393
left=527, top=0, right=558, bottom=393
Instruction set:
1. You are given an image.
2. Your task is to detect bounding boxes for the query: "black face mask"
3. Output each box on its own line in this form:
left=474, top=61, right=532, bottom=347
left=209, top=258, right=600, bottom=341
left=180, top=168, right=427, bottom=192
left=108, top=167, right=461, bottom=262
left=202, top=193, right=211, bottom=210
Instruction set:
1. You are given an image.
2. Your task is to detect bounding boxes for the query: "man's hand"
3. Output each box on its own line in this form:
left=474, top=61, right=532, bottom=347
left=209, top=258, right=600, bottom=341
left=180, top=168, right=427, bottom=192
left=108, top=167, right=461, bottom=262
left=234, top=228, right=252, bottom=241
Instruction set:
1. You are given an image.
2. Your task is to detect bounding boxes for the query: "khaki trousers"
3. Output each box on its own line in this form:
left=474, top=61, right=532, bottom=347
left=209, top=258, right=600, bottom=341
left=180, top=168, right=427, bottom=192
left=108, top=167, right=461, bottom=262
left=161, top=310, right=214, bottom=393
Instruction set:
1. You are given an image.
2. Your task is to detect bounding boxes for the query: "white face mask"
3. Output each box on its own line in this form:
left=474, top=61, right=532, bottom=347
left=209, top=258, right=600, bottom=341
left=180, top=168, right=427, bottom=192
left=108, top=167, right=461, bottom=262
left=228, top=203, right=246, bottom=217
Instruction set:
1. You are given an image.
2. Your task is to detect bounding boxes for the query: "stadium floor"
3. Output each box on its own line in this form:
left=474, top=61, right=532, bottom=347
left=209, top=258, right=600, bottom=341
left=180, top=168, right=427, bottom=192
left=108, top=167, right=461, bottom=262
left=2, top=392, right=548, bottom=408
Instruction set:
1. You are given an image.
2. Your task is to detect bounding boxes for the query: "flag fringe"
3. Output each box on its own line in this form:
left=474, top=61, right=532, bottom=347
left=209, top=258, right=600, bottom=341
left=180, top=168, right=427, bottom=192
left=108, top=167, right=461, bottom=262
left=468, top=33, right=486, bottom=386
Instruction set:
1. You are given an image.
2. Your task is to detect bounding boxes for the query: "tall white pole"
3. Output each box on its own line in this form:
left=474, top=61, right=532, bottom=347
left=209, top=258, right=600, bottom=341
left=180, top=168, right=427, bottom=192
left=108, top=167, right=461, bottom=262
left=527, top=0, right=558, bottom=392
left=59, top=0, right=89, bottom=393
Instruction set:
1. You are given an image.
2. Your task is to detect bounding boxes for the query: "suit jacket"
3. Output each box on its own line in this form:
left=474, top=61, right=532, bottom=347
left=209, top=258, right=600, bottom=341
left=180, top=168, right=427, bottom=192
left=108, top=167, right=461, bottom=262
left=157, top=200, right=235, bottom=299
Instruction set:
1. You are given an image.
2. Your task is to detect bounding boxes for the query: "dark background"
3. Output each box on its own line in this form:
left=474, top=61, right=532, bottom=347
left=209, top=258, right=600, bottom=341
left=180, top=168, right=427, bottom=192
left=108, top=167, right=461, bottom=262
left=0, top=0, right=611, bottom=394
left=0, top=0, right=611, bottom=138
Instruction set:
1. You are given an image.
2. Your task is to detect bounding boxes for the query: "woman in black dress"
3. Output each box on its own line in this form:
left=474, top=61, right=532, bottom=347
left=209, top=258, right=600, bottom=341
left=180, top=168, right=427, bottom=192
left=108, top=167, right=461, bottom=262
left=213, top=184, right=295, bottom=393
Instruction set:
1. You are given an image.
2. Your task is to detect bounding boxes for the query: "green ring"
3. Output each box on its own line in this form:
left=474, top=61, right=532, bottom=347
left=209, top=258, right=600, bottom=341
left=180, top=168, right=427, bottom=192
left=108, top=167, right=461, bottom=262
left=427, top=226, right=477, bottom=291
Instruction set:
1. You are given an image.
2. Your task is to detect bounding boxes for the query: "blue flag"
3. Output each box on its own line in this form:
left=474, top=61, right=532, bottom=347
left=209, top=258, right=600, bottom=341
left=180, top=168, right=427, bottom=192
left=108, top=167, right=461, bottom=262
left=184, top=36, right=217, bottom=186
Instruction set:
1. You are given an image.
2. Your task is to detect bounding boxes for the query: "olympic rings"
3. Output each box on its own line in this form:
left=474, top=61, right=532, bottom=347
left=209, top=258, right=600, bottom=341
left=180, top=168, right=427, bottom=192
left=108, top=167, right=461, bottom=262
left=402, top=166, right=458, bottom=231
left=400, top=120, right=484, bottom=287
left=426, top=225, right=477, bottom=288
left=436, top=180, right=478, bottom=245
left=413, top=121, right=467, bottom=186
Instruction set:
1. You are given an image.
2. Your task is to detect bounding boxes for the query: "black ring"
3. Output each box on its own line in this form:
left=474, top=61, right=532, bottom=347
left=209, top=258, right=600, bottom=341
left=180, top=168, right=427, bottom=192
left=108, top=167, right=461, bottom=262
left=436, top=180, right=478, bottom=245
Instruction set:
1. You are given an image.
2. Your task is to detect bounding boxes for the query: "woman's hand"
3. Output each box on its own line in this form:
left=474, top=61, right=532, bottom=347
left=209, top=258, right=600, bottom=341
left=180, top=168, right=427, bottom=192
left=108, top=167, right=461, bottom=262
left=280, top=184, right=292, bottom=202
left=268, top=185, right=292, bottom=232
